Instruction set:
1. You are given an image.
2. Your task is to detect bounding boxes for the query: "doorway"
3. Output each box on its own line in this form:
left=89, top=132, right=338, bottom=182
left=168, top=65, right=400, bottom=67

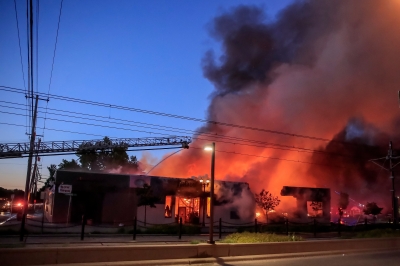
left=178, top=207, right=186, bottom=223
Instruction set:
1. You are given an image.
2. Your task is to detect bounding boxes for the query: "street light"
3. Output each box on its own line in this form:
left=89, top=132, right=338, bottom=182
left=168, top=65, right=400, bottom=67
left=199, top=176, right=210, bottom=227
left=204, top=142, right=215, bottom=244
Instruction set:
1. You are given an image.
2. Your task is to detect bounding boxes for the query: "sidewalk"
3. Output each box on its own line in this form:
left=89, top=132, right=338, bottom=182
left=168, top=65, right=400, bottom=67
left=0, top=234, right=220, bottom=248
left=0, top=231, right=346, bottom=249
left=1, top=236, right=400, bottom=266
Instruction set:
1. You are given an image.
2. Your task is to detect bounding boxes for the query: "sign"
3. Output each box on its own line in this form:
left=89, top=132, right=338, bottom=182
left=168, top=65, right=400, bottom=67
left=65, top=193, right=77, bottom=196
left=178, top=179, right=199, bottom=188
left=58, top=184, right=72, bottom=194
left=10, top=194, right=14, bottom=200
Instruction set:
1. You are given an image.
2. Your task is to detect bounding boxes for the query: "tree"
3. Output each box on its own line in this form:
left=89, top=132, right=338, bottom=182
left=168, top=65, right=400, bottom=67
left=0, top=187, right=24, bottom=200
left=136, top=184, right=159, bottom=227
left=39, top=159, right=81, bottom=192
left=58, top=159, right=81, bottom=170
left=254, top=189, right=280, bottom=223
left=76, top=137, right=139, bottom=172
left=363, top=202, right=383, bottom=220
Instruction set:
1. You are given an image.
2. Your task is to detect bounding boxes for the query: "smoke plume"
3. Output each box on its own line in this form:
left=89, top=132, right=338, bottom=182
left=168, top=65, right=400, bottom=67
left=148, top=0, right=400, bottom=213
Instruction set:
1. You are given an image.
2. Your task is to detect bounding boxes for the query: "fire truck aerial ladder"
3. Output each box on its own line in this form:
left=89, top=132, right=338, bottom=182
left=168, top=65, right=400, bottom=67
left=0, top=136, right=192, bottom=158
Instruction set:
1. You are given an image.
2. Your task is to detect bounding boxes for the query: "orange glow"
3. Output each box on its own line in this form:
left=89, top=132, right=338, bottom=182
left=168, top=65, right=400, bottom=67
left=144, top=0, right=400, bottom=216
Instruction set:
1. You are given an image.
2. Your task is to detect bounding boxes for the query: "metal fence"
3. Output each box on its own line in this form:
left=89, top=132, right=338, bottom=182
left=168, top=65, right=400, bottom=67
left=0, top=214, right=394, bottom=242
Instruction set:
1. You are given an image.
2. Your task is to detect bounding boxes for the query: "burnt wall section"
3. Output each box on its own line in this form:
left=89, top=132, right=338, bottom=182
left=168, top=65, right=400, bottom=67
left=281, top=186, right=331, bottom=222
left=46, top=170, right=255, bottom=225
left=50, top=170, right=136, bottom=224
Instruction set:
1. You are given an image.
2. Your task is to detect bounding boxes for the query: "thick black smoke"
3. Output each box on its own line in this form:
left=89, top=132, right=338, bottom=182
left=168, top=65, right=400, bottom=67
left=202, top=2, right=341, bottom=96
left=154, top=0, right=400, bottom=213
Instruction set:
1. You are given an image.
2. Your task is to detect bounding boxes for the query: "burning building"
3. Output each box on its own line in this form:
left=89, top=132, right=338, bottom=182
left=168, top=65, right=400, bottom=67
left=44, top=170, right=255, bottom=225
left=280, top=186, right=331, bottom=222
left=144, top=0, right=400, bottom=215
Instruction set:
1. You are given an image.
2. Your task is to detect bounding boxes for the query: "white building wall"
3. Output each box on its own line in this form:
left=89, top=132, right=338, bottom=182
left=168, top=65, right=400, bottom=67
left=136, top=204, right=174, bottom=225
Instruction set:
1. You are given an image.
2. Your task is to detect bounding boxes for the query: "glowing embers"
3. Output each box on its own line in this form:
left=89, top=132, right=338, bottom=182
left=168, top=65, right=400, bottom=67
left=175, top=196, right=200, bottom=223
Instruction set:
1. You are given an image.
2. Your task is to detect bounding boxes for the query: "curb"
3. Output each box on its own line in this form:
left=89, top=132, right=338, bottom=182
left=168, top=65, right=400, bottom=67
left=42, top=248, right=400, bottom=266
left=3, top=238, right=400, bottom=266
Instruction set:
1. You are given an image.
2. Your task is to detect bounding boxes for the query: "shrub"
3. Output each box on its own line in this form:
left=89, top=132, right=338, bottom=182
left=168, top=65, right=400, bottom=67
left=355, top=228, right=400, bottom=238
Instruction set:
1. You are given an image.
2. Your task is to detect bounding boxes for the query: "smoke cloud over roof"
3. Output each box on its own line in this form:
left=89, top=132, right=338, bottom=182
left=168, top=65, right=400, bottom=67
left=149, top=0, right=400, bottom=211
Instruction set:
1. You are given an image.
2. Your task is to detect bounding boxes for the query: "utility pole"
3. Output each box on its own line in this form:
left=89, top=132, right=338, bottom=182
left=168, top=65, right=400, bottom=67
left=20, top=95, right=38, bottom=241
left=29, top=138, right=42, bottom=208
left=370, top=141, right=400, bottom=229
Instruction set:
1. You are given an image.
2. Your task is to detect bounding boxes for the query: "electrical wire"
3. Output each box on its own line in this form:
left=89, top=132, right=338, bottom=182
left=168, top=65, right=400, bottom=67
left=0, top=99, right=361, bottom=159
left=190, top=146, right=348, bottom=169
left=0, top=106, right=358, bottom=159
left=0, top=122, right=118, bottom=138
left=13, top=0, right=27, bottom=92
left=46, top=0, right=63, bottom=95
left=35, top=0, right=39, bottom=95
left=43, top=0, right=64, bottom=137
left=0, top=86, right=360, bottom=147
left=25, top=0, right=32, bottom=134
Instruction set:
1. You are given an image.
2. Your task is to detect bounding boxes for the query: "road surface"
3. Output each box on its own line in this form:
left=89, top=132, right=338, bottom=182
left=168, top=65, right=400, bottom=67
left=193, top=250, right=400, bottom=266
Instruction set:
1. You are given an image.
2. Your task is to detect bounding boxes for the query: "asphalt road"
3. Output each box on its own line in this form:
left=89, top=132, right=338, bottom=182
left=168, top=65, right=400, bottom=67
left=195, top=250, right=400, bottom=266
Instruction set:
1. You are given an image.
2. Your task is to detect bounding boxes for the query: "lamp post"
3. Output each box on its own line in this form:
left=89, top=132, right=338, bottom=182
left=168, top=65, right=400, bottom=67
left=200, top=177, right=210, bottom=227
left=204, top=142, right=215, bottom=244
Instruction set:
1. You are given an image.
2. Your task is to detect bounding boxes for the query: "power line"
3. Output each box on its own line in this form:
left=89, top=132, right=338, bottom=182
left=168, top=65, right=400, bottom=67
left=189, top=146, right=348, bottom=169
left=1, top=110, right=183, bottom=136
left=0, top=121, right=351, bottom=169
left=0, top=102, right=359, bottom=159
left=0, top=86, right=349, bottom=145
left=13, top=0, right=27, bottom=92
left=35, top=0, right=39, bottom=94
left=0, top=111, right=357, bottom=162
left=46, top=0, right=63, bottom=96
left=42, top=0, right=63, bottom=142
left=25, top=1, right=32, bottom=134
left=0, top=122, right=116, bottom=138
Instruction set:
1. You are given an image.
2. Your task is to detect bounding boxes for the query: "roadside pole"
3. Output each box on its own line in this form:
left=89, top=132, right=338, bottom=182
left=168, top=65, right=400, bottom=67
left=10, top=194, right=14, bottom=214
left=67, top=195, right=72, bottom=224
left=41, top=192, right=45, bottom=234
left=20, top=95, right=38, bottom=242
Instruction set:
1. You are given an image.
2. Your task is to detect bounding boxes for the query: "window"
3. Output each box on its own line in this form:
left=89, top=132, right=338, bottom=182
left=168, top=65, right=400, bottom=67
left=165, top=196, right=172, bottom=218
left=307, top=201, right=323, bottom=217
left=230, top=209, right=240, bottom=219
left=174, top=196, right=200, bottom=223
